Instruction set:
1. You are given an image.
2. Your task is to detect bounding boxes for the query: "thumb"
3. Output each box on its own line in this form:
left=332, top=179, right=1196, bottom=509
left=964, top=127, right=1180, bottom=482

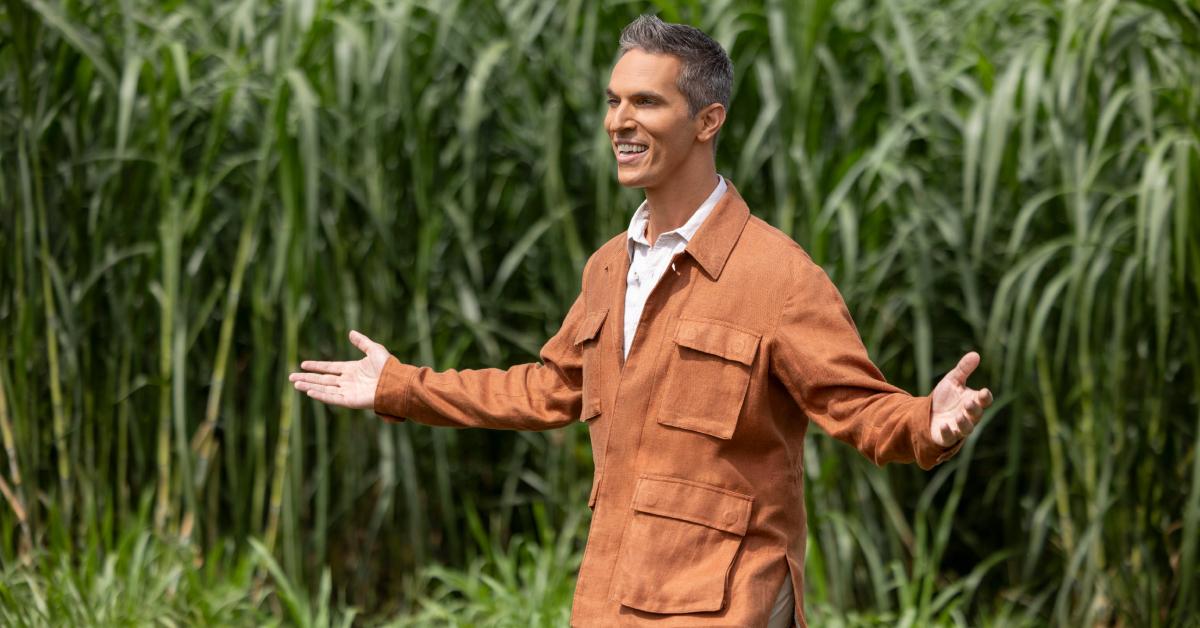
left=948, top=351, right=981, bottom=385
left=348, top=329, right=376, bottom=355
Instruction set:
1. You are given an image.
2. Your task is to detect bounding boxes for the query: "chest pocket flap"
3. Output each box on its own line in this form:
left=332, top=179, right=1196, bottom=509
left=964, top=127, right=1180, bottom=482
left=573, top=309, right=608, bottom=346
left=674, top=318, right=759, bottom=365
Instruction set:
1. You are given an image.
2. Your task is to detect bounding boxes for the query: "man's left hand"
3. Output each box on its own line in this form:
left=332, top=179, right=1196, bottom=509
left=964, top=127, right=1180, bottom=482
left=930, top=351, right=994, bottom=447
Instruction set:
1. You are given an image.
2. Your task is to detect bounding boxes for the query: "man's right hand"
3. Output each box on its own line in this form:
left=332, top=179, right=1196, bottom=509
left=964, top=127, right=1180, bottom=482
left=289, top=330, right=392, bottom=410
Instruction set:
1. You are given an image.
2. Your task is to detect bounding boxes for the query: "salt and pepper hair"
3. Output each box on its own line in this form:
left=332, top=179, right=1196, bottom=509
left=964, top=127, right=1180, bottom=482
left=618, top=14, right=733, bottom=119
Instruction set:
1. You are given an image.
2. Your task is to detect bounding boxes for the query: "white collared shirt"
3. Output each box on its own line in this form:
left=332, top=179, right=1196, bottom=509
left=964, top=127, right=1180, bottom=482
left=623, top=176, right=727, bottom=359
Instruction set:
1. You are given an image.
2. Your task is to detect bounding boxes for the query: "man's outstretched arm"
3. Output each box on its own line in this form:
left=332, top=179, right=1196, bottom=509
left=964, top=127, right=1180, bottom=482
left=289, top=294, right=588, bottom=431
left=769, top=258, right=994, bottom=469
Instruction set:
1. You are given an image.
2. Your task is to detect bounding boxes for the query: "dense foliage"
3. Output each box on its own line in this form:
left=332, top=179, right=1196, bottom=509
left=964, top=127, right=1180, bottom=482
left=1, top=0, right=1197, bottom=624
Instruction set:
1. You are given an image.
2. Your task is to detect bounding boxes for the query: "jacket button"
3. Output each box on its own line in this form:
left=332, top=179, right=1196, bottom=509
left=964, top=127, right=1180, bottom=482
left=724, top=510, right=738, bottom=525
left=733, top=340, right=744, bottom=353
left=644, top=493, right=658, bottom=507
left=681, top=327, right=694, bottom=340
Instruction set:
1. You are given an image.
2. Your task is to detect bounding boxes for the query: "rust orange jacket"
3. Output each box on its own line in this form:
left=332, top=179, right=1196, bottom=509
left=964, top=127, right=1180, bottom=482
left=374, top=179, right=961, bottom=626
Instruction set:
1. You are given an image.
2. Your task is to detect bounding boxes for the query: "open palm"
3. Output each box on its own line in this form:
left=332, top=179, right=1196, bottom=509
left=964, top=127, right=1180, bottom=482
left=929, top=351, right=994, bottom=447
left=289, top=330, right=392, bottom=410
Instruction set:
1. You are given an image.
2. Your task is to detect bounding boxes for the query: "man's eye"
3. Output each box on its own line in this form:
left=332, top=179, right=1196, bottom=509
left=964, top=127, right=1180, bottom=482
left=637, top=98, right=655, bottom=105
left=607, top=98, right=619, bottom=106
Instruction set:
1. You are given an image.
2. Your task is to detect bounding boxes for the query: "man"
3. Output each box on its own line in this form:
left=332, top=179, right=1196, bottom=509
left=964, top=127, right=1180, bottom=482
left=290, top=15, right=993, bottom=627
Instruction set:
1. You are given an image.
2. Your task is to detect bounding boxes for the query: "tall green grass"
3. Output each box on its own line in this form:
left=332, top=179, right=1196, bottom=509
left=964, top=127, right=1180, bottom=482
left=1, top=0, right=1197, bottom=624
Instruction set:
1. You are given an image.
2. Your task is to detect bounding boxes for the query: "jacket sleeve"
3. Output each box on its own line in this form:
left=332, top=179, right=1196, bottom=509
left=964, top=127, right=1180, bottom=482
left=768, top=258, right=962, bottom=469
left=372, top=291, right=586, bottom=431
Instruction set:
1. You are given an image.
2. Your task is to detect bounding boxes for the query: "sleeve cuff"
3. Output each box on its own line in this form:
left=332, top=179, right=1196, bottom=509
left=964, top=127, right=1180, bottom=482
left=373, top=355, right=419, bottom=424
left=910, top=396, right=965, bottom=470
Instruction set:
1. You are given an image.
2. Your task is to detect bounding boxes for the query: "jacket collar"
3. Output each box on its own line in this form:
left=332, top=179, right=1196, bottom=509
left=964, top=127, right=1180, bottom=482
left=683, top=177, right=750, bottom=281
left=625, top=176, right=727, bottom=255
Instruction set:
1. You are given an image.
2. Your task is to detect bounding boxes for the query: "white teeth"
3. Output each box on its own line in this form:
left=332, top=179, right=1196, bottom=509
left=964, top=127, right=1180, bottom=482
left=618, top=143, right=647, bottom=153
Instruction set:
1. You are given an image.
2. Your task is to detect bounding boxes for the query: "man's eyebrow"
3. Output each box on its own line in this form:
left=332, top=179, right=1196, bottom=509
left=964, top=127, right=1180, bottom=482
left=605, top=89, right=666, bottom=101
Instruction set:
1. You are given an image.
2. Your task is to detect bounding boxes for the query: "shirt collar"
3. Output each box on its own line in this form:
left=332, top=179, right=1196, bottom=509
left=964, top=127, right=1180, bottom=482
left=626, top=175, right=727, bottom=257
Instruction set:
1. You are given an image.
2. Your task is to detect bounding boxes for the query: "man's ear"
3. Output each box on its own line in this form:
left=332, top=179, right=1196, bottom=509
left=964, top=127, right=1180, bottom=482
left=695, top=102, right=726, bottom=144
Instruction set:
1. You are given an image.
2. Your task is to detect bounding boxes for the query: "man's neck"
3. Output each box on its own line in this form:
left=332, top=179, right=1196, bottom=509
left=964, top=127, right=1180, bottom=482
left=642, top=160, right=720, bottom=244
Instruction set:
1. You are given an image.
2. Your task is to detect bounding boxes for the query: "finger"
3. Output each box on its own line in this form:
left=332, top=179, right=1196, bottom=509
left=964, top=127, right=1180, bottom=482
left=292, top=380, right=341, bottom=396
left=948, top=351, right=981, bottom=385
left=305, top=388, right=346, bottom=406
left=964, top=396, right=983, bottom=421
left=939, top=422, right=957, bottom=445
left=289, top=372, right=339, bottom=387
left=348, top=330, right=375, bottom=354
left=956, top=412, right=975, bottom=436
left=300, top=360, right=346, bottom=375
left=978, top=388, right=993, bottom=408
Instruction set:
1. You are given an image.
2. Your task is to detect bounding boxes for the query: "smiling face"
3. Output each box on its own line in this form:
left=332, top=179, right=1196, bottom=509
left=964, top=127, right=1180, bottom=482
left=605, top=49, right=709, bottom=189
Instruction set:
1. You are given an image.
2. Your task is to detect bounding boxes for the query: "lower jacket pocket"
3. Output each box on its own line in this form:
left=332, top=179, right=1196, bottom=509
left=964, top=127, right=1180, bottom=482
left=610, top=474, right=753, bottom=614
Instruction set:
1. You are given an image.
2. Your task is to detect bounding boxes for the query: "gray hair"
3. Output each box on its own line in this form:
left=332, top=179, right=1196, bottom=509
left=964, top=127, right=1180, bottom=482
left=618, top=15, right=733, bottom=119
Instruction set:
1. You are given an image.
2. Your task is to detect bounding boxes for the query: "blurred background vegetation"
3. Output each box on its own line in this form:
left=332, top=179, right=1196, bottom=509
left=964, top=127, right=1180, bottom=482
left=1, top=0, right=1198, bottom=625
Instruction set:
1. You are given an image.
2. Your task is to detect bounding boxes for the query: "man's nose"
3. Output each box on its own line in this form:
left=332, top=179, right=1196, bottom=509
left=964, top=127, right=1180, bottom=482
left=607, top=102, right=636, bottom=134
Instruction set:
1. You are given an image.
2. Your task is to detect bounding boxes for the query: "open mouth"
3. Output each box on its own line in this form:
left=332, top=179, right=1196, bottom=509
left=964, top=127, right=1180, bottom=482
left=615, top=142, right=648, bottom=165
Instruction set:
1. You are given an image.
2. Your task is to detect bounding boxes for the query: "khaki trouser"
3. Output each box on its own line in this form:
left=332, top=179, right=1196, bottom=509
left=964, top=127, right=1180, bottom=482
left=767, top=570, right=796, bottom=628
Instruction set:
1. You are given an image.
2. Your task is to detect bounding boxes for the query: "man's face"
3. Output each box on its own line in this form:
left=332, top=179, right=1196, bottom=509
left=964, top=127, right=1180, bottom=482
left=605, top=49, right=701, bottom=188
